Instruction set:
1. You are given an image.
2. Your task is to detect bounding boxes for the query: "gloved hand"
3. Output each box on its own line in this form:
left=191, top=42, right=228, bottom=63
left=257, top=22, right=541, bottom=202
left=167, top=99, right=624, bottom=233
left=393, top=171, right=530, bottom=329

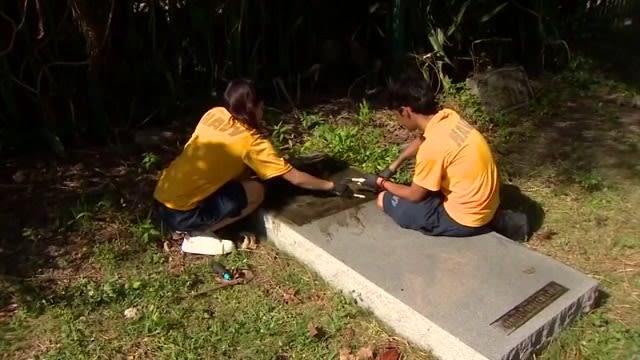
left=378, top=166, right=396, bottom=180
left=362, top=174, right=382, bottom=190
left=331, top=182, right=354, bottom=198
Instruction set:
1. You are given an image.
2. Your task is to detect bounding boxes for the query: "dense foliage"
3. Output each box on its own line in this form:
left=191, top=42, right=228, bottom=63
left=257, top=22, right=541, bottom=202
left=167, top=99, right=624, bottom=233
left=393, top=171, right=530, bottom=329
left=0, top=0, right=635, bottom=154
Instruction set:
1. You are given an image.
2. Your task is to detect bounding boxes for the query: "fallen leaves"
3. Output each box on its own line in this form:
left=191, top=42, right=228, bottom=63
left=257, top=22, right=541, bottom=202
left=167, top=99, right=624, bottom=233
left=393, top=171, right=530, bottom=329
left=0, top=302, right=18, bottom=319
left=339, top=347, right=353, bottom=360
left=307, top=322, right=326, bottom=340
left=306, top=320, right=403, bottom=359
left=281, top=287, right=300, bottom=304
left=377, top=347, right=400, bottom=360
left=307, top=322, right=320, bottom=338
left=356, top=345, right=375, bottom=359
left=338, top=344, right=399, bottom=360
left=123, top=307, right=140, bottom=320
left=534, top=227, right=558, bottom=242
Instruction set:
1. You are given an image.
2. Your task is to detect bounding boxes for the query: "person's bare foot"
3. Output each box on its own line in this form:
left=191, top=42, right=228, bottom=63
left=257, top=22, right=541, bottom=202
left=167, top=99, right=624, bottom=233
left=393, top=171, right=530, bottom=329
left=206, top=228, right=258, bottom=250
left=239, top=232, right=258, bottom=250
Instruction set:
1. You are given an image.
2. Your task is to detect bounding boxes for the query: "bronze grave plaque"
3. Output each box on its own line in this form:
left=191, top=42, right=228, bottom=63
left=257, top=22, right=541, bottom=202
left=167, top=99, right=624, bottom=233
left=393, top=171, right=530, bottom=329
left=491, top=281, right=569, bottom=334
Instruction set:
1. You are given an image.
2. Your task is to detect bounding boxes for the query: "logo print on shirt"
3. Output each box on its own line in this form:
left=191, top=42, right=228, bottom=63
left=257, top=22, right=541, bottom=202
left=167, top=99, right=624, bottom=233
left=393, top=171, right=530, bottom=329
left=204, top=116, right=245, bottom=137
left=449, top=119, right=474, bottom=147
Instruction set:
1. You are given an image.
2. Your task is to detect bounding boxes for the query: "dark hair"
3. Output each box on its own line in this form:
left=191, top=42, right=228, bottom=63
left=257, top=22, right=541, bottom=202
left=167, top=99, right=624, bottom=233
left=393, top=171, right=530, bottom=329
left=224, top=79, right=263, bottom=131
left=385, top=74, right=438, bottom=115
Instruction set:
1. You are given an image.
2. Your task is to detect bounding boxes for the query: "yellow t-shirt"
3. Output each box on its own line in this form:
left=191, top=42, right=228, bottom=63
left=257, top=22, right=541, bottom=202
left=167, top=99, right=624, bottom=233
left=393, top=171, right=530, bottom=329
left=412, top=108, right=500, bottom=227
left=153, top=107, right=292, bottom=211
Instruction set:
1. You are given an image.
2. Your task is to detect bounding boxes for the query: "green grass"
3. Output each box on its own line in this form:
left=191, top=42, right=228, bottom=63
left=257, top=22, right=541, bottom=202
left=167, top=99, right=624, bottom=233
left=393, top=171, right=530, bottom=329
left=2, top=56, right=639, bottom=359
left=278, top=56, right=640, bottom=359
left=298, top=124, right=403, bottom=177
left=543, top=312, right=640, bottom=360
left=280, top=110, right=413, bottom=183
left=25, top=264, right=357, bottom=359
left=438, top=81, right=513, bottom=132
left=521, top=182, right=640, bottom=359
left=499, top=58, right=640, bottom=358
left=0, top=196, right=431, bottom=359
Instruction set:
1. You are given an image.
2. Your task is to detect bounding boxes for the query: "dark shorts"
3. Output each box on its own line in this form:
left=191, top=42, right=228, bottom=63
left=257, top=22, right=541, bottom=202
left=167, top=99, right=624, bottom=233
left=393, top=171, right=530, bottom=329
left=156, top=181, right=248, bottom=232
left=382, top=192, right=490, bottom=237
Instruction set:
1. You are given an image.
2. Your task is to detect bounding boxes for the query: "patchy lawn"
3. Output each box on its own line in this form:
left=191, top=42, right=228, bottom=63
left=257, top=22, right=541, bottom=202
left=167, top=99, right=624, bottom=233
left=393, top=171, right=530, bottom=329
left=0, top=151, right=429, bottom=359
left=264, top=57, right=640, bottom=359
left=1, top=57, right=639, bottom=359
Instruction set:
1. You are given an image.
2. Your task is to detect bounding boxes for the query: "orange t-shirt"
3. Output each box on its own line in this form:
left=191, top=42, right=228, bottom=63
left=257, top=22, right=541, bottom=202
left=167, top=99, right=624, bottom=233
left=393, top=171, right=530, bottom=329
left=153, top=107, right=292, bottom=211
left=412, top=108, right=500, bottom=227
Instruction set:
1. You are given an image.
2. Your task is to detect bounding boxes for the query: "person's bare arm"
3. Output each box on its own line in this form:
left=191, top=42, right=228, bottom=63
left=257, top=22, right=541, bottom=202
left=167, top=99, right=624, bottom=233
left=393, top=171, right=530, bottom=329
left=388, top=136, right=423, bottom=172
left=383, top=181, right=429, bottom=202
left=281, top=167, right=334, bottom=191
left=364, top=176, right=428, bottom=202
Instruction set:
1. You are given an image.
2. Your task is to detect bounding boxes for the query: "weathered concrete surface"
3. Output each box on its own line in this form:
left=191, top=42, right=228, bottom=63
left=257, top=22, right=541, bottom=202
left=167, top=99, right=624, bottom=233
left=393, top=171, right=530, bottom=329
left=257, top=166, right=599, bottom=360
left=262, top=155, right=377, bottom=226
left=263, top=166, right=377, bottom=226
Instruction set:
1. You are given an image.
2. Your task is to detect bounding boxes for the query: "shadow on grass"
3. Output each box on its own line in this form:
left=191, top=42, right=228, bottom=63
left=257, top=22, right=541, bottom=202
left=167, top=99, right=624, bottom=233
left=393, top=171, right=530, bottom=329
left=501, top=96, right=640, bottom=187
left=593, top=288, right=611, bottom=310
left=0, top=149, right=160, bottom=314
left=500, top=27, right=640, bottom=186
left=499, top=183, right=545, bottom=239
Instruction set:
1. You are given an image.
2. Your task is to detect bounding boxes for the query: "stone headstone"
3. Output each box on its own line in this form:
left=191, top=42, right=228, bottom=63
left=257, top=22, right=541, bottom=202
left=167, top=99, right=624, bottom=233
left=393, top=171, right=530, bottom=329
left=466, top=66, right=535, bottom=113
left=257, top=165, right=599, bottom=360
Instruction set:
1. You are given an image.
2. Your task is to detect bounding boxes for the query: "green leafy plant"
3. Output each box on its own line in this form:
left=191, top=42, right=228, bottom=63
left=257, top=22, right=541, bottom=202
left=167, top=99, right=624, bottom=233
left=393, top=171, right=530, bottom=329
left=298, top=112, right=323, bottom=129
left=298, top=123, right=410, bottom=182
left=573, top=171, right=605, bottom=192
left=141, top=152, right=161, bottom=172
left=439, top=82, right=511, bottom=131
left=67, top=198, right=95, bottom=231
left=270, top=120, right=295, bottom=149
left=132, top=218, right=160, bottom=245
left=356, top=99, right=374, bottom=123
left=21, top=227, right=43, bottom=242
left=414, top=1, right=509, bottom=93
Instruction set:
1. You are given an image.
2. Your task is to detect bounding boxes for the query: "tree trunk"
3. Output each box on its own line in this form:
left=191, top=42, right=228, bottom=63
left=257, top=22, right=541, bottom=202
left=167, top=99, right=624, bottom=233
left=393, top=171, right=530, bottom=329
left=70, top=0, right=109, bottom=74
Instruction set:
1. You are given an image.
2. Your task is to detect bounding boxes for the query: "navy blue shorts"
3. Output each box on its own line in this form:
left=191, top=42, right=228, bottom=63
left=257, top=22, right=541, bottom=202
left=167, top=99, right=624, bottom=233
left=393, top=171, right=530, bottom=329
left=382, top=191, right=490, bottom=237
left=156, top=181, right=248, bottom=232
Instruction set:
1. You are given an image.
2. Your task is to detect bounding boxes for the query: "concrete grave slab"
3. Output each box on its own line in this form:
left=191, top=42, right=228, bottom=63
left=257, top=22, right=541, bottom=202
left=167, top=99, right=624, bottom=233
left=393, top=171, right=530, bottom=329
left=257, top=162, right=599, bottom=360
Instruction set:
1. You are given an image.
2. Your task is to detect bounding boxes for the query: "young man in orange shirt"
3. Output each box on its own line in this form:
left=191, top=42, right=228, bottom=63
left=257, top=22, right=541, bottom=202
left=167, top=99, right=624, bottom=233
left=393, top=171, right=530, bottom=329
left=361, top=75, right=527, bottom=240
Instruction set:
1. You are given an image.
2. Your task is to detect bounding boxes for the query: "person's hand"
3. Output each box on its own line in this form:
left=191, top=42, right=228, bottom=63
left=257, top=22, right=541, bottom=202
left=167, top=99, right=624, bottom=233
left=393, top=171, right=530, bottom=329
left=362, top=174, right=382, bottom=190
left=378, top=166, right=396, bottom=180
left=331, top=182, right=354, bottom=198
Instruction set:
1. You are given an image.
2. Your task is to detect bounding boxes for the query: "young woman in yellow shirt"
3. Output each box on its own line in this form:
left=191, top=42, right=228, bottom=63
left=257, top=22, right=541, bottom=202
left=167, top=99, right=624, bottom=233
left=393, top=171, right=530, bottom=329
left=153, top=79, right=352, bottom=254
